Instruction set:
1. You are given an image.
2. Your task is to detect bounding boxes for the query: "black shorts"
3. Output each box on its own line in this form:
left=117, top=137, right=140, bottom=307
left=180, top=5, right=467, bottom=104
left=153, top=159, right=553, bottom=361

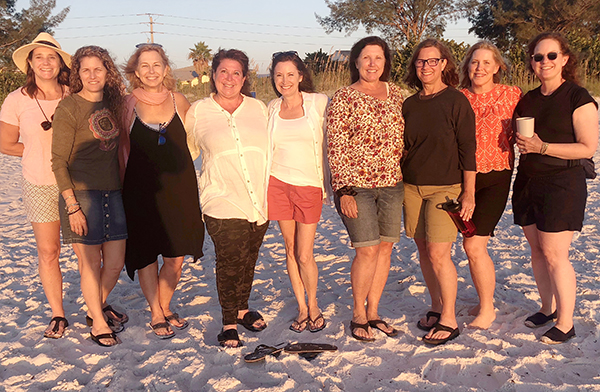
left=472, top=170, right=513, bottom=236
left=512, top=166, right=587, bottom=232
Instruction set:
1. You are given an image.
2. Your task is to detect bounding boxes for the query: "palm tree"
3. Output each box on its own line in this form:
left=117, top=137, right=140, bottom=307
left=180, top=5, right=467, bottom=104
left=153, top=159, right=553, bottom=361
left=188, top=41, right=212, bottom=77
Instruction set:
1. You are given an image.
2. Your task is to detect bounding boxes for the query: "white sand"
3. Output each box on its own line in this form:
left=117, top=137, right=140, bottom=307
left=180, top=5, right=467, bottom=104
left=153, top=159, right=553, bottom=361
left=2, top=140, right=600, bottom=391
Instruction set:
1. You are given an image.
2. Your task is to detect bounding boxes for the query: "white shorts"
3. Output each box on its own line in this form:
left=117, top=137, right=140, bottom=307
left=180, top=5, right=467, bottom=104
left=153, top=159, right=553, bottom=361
left=22, top=178, right=60, bottom=223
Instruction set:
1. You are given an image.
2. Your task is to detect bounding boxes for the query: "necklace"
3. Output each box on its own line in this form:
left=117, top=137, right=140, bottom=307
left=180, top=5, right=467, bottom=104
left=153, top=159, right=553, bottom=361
left=34, top=95, right=54, bottom=131
left=418, top=87, right=446, bottom=100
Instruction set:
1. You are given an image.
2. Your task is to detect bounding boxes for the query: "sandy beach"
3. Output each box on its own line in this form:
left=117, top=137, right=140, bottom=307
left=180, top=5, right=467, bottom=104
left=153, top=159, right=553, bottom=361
left=1, top=126, right=600, bottom=391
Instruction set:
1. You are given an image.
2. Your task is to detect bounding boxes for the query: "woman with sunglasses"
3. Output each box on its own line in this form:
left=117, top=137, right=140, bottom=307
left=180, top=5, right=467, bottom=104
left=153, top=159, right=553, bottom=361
left=513, top=32, right=598, bottom=344
left=0, top=33, right=71, bottom=339
left=458, top=41, right=522, bottom=330
left=402, top=39, right=476, bottom=345
left=267, top=51, right=330, bottom=333
left=186, top=49, right=269, bottom=348
left=51, top=46, right=127, bottom=347
left=120, top=44, right=204, bottom=339
left=327, top=36, right=404, bottom=341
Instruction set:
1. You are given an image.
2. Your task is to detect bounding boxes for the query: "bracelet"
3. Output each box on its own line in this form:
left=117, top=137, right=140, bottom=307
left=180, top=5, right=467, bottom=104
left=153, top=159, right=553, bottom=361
left=336, top=186, right=358, bottom=197
left=67, top=207, right=81, bottom=215
left=540, top=143, right=549, bottom=155
left=63, top=195, right=75, bottom=203
left=65, top=202, right=80, bottom=212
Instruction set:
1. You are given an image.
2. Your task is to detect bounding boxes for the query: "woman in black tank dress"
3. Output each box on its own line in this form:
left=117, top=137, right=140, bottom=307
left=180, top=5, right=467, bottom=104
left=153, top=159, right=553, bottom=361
left=121, top=44, right=204, bottom=338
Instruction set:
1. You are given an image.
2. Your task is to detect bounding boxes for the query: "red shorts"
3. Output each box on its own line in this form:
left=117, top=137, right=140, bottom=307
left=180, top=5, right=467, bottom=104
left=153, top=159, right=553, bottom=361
left=267, top=176, right=323, bottom=224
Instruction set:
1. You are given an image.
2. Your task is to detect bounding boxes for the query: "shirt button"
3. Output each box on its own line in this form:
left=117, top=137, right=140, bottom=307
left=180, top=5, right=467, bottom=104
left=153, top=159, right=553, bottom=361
left=104, top=204, right=108, bottom=207
left=104, top=193, right=109, bottom=197
left=105, top=214, right=109, bottom=217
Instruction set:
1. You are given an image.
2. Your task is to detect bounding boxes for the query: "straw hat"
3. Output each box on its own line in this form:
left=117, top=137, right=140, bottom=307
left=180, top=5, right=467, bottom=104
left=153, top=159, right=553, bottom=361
left=12, top=32, right=71, bottom=73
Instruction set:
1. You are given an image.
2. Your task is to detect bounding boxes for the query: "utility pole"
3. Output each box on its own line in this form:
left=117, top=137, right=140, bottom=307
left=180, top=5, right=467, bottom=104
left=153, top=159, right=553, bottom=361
left=139, top=13, right=163, bottom=43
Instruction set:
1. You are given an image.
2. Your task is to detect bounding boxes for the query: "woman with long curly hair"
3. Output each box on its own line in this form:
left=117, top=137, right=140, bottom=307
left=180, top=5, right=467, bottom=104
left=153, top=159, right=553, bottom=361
left=51, top=46, right=127, bottom=347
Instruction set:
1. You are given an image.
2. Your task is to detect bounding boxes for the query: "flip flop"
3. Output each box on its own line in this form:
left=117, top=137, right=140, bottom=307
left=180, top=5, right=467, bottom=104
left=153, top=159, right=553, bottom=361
left=417, top=311, right=441, bottom=331
left=289, top=316, right=309, bottom=333
left=150, top=321, right=175, bottom=339
left=284, top=343, right=338, bottom=354
left=90, top=331, right=120, bottom=347
left=217, top=328, right=243, bottom=348
left=350, top=321, right=375, bottom=342
left=308, top=314, right=326, bottom=333
left=524, top=311, right=557, bottom=328
left=166, top=313, right=189, bottom=330
left=244, top=343, right=287, bottom=363
left=86, top=315, right=124, bottom=333
left=422, top=323, right=460, bottom=345
left=368, top=319, right=399, bottom=337
left=44, top=316, right=69, bottom=339
left=237, top=310, right=267, bottom=332
left=103, top=305, right=129, bottom=324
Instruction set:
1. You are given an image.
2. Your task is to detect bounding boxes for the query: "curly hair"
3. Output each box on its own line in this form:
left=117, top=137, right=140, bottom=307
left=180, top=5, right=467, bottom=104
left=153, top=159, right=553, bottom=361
left=404, top=38, right=459, bottom=90
left=269, top=51, right=315, bottom=97
left=527, top=32, right=580, bottom=85
left=349, top=36, right=391, bottom=84
left=459, top=40, right=508, bottom=89
left=70, top=45, right=126, bottom=122
left=210, top=49, right=252, bottom=97
left=123, top=44, right=176, bottom=91
left=21, top=49, right=70, bottom=99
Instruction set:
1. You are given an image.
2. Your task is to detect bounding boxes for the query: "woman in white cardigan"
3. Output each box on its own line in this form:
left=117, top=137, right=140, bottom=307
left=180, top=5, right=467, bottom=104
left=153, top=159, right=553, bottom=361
left=267, top=51, right=331, bottom=333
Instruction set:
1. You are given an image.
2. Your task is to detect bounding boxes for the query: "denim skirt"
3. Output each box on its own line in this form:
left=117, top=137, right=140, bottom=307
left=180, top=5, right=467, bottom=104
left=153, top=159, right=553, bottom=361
left=59, top=189, right=128, bottom=245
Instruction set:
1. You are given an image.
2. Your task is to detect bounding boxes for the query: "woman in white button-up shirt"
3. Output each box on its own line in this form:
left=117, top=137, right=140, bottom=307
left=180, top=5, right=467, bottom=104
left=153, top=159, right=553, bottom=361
left=186, top=49, right=269, bottom=348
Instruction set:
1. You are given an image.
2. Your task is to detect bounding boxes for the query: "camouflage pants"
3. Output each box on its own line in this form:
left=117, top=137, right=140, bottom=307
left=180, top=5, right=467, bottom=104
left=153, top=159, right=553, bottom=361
left=204, top=215, right=269, bottom=325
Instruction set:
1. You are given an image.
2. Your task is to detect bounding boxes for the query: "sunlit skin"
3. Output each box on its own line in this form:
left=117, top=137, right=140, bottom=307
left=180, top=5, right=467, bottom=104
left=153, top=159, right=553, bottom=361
left=416, top=47, right=447, bottom=93
left=213, top=58, right=246, bottom=101
left=531, top=39, right=568, bottom=95
left=135, top=50, right=168, bottom=93
left=274, top=60, right=303, bottom=100
left=28, top=47, right=61, bottom=82
left=355, top=44, right=385, bottom=84
left=468, top=49, right=500, bottom=94
left=77, top=56, right=107, bottom=101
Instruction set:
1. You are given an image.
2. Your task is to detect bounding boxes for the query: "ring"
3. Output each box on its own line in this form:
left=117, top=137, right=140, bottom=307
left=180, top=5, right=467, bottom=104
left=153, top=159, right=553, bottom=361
left=469, top=209, right=473, bottom=212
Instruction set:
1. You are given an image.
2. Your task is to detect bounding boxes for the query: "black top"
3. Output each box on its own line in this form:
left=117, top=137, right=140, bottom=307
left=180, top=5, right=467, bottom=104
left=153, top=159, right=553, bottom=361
left=402, top=87, right=476, bottom=185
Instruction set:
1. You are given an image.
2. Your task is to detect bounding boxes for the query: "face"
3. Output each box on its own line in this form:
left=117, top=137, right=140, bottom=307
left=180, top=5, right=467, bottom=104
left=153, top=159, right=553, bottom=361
left=213, top=58, right=246, bottom=99
left=468, top=48, right=500, bottom=89
left=28, top=47, right=61, bottom=82
left=78, top=56, right=107, bottom=95
left=135, top=50, right=168, bottom=90
left=273, top=60, right=303, bottom=98
left=531, top=38, right=568, bottom=83
left=415, top=46, right=446, bottom=86
left=355, top=44, right=385, bottom=83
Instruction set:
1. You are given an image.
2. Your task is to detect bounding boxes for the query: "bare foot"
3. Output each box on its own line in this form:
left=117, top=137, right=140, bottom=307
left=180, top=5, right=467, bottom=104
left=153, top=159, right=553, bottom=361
left=468, top=309, right=496, bottom=330
left=468, top=304, right=480, bottom=317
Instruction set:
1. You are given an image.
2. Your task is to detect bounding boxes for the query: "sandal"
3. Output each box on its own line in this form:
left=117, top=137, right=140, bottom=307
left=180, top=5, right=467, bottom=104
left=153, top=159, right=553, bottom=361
left=308, top=314, right=326, bottom=333
left=44, top=316, right=69, bottom=339
left=90, top=331, right=120, bottom=347
left=417, top=311, right=441, bottom=331
left=165, top=313, right=189, bottom=330
left=289, top=316, right=309, bottom=333
left=422, top=323, right=460, bottom=345
left=350, top=321, right=375, bottom=342
left=217, top=328, right=243, bottom=348
left=368, top=319, right=399, bottom=337
left=86, top=315, right=124, bottom=333
left=524, top=310, right=557, bottom=328
left=150, top=321, right=175, bottom=339
left=237, top=310, right=267, bottom=332
left=103, top=305, right=129, bottom=324
left=244, top=343, right=287, bottom=362
left=540, top=326, right=575, bottom=344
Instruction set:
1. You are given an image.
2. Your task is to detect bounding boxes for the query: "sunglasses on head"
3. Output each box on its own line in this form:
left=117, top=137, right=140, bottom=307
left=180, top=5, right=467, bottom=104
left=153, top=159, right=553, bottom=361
left=532, top=52, right=560, bottom=62
left=272, top=50, right=299, bottom=60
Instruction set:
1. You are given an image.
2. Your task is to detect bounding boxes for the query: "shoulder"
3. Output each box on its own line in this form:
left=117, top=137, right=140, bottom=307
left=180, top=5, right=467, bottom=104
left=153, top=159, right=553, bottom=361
left=243, top=96, right=268, bottom=115
left=267, top=97, right=282, bottom=112
left=303, top=92, right=329, bottom=112
left=173, top=92, right=190, bottom=106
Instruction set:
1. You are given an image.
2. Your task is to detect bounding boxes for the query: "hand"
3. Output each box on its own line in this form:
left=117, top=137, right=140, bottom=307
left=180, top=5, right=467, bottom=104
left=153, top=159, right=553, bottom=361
left=515, top=132, right=544, bottom=155
left=340, top=195, right=358, bottom=219
left=458, top=192, right=475, bottom=221
left=68, top=209, right=88, bottom=236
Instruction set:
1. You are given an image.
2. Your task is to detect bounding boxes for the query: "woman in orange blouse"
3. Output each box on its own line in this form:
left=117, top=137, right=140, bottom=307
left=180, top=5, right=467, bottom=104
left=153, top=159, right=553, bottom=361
left=459, top=41, right=521, bottom=329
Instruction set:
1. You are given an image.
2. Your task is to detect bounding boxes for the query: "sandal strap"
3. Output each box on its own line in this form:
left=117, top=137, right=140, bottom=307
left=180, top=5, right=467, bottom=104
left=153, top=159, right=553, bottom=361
left=49, top=316, right=69, bottom=332
left=151, top=321, right=170, bottom=330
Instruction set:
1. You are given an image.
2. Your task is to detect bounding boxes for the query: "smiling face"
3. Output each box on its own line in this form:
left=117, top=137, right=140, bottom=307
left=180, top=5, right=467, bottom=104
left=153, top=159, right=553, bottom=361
left=135, top=50, right=167, bottom=92
left=273, top=60, right=303, bottom=99
left=355, top=44, right=385, bottom=83
left=28, top=47, right=61, bottom=82
left=531, top=38, right=568, bottom=84
left=78, top=56, right=107, bottom=97
left=213, top=58, right=246, bottom=99
left=468, top=48, right=500, bottom=91
left=415, top=46, right=446, bottom=87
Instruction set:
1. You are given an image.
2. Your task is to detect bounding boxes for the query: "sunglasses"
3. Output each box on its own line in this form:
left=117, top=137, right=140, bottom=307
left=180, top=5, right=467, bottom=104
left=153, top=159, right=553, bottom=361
left=41, top=115, right=54, bottom=131
left=157, top=123, right=167, bottom=146
left=415, top=58, right=443, bottom=68
left=136, top=42, right=163, bottom=49
left=532, top=52, right=560, bottom=62
left=272, top=50, right=299, bottom=60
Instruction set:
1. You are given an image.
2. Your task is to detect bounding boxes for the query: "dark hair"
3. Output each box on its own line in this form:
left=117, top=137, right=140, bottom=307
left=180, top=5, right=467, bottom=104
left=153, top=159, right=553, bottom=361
left=21, top=48, right=70, bottom=99
left=70, top=46, right=126, bottom=122
left=123, top=44, right=176, bottom=91
left=269, top=52, right=315, bottom=97
left=349, top=36, right=391, bottom=83
left=404, top=38, right=459, bottom=90
left=527, top=32, right=579, bottom=85
left=459, top=40, right=508, bottom=89
left=210, top=49, right=252, bottom=97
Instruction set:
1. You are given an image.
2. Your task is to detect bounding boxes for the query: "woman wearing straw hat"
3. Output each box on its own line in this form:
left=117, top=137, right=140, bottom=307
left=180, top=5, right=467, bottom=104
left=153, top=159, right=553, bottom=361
left=0, top=33, right=72, bottom=339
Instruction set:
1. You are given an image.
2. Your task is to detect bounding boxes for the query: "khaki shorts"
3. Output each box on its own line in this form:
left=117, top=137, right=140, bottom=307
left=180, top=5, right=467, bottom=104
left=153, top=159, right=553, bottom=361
left=403, top=183, right=461, bottom=243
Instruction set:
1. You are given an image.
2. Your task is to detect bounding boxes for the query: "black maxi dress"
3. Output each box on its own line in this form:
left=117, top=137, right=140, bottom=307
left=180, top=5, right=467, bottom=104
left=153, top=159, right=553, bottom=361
left=123, top=102, right=204, bottom=280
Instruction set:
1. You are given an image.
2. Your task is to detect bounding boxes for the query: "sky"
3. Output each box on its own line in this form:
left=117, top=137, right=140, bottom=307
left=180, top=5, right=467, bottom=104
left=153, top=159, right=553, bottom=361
left=16, top=0, right=478, bottom=73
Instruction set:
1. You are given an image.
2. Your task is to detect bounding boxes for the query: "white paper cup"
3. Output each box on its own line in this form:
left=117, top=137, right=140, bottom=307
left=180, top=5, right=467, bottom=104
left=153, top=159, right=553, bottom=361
left=516, top=117, right=535, bottom=137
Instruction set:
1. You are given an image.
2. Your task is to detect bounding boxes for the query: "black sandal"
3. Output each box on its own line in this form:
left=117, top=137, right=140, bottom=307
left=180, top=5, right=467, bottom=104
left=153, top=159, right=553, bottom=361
left=369, top=319, right=399, bottom=337
left=150, top=321, right=175, bottom=339
left=237, top=311, right=267, bottom=332
left=217, top=328, right=243, bottom=348
left=86, top=315, right=124, bottom=333
left=103, top=305, right=129, bottom=324
left=308, top=314, right=326, bottom=333
left=90, top=331, right=120, bottom=347
left=165, top=313, right=189, bottom=330
left=44, top=316, right=69, bottom=339
left=350, top=321, right=375, bottom=342
left=417, top=311, right=441, bottom=331
left=422, top=323, right=460, bottom=345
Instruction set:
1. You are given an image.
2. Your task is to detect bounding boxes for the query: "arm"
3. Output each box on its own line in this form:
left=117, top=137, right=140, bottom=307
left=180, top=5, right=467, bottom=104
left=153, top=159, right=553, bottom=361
left=175, top=92, right=191, bottom=120
left=51, top=103, right=77, bottom=192
left=458, top=170, right=476, bottom=220
left=516, top=102, right=598, bottom=159
left=60, top=188, right=88, bottom=236
left=184, top=101, right=201, bottom=161
left=0, top=121, right=24, bottom=156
